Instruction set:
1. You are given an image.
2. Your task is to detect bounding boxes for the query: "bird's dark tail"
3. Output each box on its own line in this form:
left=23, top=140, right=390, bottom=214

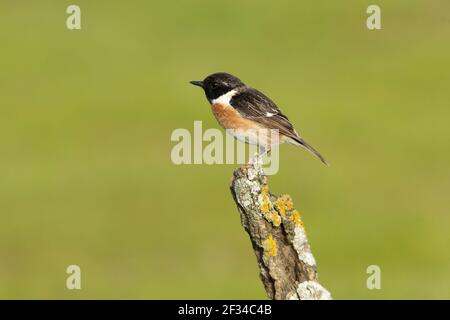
left=289, top=136, right=329, bottom=166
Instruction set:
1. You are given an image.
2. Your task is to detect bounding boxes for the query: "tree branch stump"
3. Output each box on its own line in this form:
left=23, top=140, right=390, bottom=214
left=230, top=156, right=331, bottom=300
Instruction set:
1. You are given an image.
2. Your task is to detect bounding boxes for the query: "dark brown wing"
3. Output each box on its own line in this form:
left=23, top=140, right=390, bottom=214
left=230, top=88, right=300, bottom=140
left=230, top=88, right=328, bottom=165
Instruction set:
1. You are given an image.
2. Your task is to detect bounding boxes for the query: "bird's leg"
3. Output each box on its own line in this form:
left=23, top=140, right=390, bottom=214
left=249, top=129, right=272, bottom=164
left=248, top=149, right=259, bottom=165
left=258, top=145, right=270, bottom=157
left=249, top=145, right=270, bottom=165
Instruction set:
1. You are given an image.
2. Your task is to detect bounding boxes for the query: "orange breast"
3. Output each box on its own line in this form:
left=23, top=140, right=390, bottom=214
left=211, top=103, right=260, bottom=130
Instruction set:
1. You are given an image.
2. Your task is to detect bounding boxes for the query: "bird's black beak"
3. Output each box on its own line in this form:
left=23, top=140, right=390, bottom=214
left=190, top=80, right=204, bottom=88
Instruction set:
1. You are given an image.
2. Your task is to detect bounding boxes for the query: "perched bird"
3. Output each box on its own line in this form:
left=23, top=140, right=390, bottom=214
left=190, top=72, right=328, bottom=165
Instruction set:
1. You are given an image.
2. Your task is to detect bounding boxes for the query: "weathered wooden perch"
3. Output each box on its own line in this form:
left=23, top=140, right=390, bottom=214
left=230, top=156, right=331, bottom=300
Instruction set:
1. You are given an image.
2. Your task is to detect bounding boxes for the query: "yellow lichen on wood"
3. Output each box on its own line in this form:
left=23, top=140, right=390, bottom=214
left=274, top=194, right=294, bottom=217
left=263, top=235, right=277, bottom=257
left=270, top=212, right=282, bottom=226
left=263, top=210, right=282, bottom=227
left=260, top=185, right=272, bottom=212
left=290, top=209, right=305, bottom=230
left=260, top=184, right=282, bottom=227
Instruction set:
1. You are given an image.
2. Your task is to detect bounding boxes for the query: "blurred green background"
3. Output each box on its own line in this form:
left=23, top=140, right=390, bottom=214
left=1, top=0, right=449, bottom=299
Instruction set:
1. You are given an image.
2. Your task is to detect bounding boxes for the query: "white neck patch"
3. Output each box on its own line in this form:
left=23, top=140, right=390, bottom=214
left=211, top=89, right=238, bottom=106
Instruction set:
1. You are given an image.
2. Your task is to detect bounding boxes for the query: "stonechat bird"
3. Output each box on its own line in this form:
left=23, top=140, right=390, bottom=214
left=190, top=72, right=328, bottom=165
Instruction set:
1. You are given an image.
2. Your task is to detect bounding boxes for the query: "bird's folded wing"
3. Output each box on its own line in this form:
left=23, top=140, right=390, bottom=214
left=230, top=88, right=301, bottom=141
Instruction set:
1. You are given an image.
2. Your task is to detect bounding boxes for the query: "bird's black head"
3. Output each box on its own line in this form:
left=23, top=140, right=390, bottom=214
left=190, top=73, right=245, bottom=102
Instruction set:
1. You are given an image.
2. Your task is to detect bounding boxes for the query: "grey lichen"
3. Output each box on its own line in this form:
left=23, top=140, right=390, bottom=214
left=292, top=227, right=317, bottom=267
left=289, top=281, right=332, bottom=300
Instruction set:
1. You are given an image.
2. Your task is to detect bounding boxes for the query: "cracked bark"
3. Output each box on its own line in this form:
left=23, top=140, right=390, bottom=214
left=230, top=156, right=331, bottom=300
